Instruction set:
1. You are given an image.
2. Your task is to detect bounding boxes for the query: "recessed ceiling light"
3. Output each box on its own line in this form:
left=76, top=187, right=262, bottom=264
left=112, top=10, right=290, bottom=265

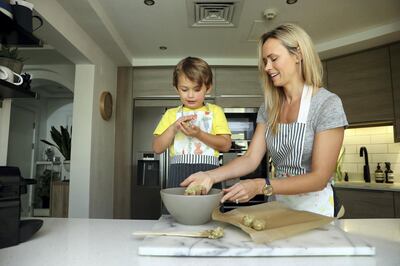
left=159, top=46, right=167, bottom=50
left=286, top=0, right=298, bottom=4
left=144, top=0, right=155, bottom=6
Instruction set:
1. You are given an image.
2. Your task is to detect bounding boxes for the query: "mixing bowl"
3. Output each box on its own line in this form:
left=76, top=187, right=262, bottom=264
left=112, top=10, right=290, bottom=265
left=160, top=187, right=222, bottom=225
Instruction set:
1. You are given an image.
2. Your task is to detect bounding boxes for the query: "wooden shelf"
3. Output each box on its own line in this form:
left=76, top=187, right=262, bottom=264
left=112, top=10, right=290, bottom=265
left=0, top=12, right=42, bottom=46
left=0, top=79, right=36, bottom=99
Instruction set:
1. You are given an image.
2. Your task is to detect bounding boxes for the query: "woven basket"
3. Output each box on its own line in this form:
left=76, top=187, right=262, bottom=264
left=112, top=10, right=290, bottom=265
left=0, top=57, right=24, bottom=74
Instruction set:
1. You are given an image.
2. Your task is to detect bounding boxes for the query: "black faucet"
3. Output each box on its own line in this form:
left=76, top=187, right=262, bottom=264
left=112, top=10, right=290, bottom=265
left=359, top=146, right=371, bottom=182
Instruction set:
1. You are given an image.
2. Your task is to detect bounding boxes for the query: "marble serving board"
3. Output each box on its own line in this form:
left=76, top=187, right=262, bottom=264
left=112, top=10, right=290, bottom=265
left=136, top=216, right=375, bottom=257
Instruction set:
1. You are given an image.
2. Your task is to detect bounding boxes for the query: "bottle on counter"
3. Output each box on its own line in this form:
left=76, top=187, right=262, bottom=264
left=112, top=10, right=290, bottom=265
left=374, top=163, right=385, bottom=183
left=384, top=162, right=394, bottom=184
left=344, top=172, right=349, bottom=182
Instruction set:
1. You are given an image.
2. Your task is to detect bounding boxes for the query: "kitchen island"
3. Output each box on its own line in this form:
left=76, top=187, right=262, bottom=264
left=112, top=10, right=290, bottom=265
left=0, top=218, right=399, bottom=266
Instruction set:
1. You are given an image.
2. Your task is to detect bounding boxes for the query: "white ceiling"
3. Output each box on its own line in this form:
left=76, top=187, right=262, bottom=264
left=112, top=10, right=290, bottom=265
left=32, top=0, right=400, bottom=66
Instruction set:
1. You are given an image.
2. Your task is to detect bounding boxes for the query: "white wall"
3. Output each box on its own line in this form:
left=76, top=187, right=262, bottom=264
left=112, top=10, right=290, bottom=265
left=30, top=0, right=118, bottom=218
left=0, top=99, right=12, bottom=165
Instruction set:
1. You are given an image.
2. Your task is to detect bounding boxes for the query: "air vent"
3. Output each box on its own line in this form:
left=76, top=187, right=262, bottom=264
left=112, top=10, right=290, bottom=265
left=186, top=0, right=243, bottom=27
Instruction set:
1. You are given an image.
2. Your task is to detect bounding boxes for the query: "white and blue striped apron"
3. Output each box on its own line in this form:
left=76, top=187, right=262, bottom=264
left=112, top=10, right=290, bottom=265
left=168, top=104, right=220, bottom=188
left=266, top=85, right=335, bottom=217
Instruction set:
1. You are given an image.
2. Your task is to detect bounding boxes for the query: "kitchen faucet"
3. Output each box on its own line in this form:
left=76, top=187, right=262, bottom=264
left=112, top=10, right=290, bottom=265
left=359, top=146, right=371, bottom=182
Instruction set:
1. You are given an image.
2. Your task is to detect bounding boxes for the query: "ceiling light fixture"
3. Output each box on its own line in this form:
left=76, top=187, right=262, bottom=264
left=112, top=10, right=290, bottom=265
left=144, top=0, right=155, bottom=6
left=159, top=46, right=167, bottom=50
left=286, top=0, right=298, bottom=4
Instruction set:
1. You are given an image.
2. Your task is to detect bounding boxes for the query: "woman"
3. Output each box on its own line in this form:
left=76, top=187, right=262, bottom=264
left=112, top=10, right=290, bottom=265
left=181, top=23, right=348, bottom=217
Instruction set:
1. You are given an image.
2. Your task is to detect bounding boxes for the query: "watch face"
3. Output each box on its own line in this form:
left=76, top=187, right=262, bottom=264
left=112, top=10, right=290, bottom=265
left=263, top=185, right=273, bottom=196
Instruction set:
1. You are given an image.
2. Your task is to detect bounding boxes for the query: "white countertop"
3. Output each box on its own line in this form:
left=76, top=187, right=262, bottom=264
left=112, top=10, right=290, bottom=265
left=0, top=218, right=399, bottom=266
left=334, top=181, right=400, bottom=192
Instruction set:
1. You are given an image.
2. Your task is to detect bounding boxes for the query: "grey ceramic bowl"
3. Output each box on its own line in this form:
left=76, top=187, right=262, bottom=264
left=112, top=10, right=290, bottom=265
left=160, top=187, right=223, bottom=225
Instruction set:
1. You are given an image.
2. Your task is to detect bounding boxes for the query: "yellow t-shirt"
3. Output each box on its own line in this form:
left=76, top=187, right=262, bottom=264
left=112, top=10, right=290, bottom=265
left=153, top=103, right=231, bottom=157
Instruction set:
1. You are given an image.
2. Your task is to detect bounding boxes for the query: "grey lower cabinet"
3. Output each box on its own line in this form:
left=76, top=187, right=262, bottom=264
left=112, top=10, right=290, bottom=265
left=395, top=192, right=400, bottom=218
left=390, top=42, right=400, bottom=142
left=335, top=188, right=397, bottom=218
left=327, top=47, right=394, bottom=124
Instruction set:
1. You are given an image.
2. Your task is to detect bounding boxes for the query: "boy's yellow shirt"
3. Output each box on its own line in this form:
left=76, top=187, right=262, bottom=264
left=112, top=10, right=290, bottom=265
left=153, top=103, right=231, bottom=157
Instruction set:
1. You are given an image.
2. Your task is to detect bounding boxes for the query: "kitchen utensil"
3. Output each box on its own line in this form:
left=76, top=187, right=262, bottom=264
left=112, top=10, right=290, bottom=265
left=160, top=187, right=222, bottom=225
left=133, top=226, right=224, bottom=239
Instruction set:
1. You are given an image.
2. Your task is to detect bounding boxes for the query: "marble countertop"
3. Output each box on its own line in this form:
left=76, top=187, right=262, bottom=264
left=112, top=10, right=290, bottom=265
left=0, top=217, right=399, bottom=266
left=334, top=181, right=400, bottom=192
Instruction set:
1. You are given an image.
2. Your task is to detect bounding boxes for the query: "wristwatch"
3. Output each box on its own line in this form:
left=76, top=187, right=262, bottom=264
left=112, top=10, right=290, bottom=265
left=262, top=177, right=274, bottom=196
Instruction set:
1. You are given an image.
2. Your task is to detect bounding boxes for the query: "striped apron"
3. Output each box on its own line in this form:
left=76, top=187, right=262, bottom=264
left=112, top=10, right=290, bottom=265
left=167, top=104, right=220, bottom=188
left=266, top=85, right=335, bottom=217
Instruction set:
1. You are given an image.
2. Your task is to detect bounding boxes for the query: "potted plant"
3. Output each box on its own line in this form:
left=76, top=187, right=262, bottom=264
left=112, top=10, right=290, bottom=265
left=0, top=45, right=26, bottom=74
left=41, top=125, right=71, bottom=165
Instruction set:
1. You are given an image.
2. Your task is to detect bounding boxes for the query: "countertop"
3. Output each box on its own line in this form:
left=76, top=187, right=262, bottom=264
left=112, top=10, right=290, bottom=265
left=0, top=218, right=399, bottom=266
left=334, top=181, right=400, bottom=192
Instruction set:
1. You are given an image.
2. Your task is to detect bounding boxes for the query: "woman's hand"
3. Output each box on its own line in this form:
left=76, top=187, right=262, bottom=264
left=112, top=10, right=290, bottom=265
left=180, top=171, right=215, bottom=195
left=221, top=179, right=265, bottom=203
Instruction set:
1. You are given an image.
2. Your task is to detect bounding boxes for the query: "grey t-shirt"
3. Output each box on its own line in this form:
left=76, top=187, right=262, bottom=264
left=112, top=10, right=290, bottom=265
left=257, top=88, right=348, bottom=173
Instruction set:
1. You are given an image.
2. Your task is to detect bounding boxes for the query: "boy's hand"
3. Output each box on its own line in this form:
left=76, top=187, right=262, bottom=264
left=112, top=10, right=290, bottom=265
left=179, top=121, right=200, bottom=137
left=173, top=115, right=195, bottom=133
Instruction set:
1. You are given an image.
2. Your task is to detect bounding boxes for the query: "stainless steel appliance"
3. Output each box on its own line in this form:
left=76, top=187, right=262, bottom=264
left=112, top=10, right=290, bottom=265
left=131, top=105, right=169, bottom=219
left=221, top=107, right=268, bottom=211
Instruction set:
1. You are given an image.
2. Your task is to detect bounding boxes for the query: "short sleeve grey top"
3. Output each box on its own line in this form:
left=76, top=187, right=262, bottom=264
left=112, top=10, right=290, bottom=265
left=257, top=88, right=348, bottom=173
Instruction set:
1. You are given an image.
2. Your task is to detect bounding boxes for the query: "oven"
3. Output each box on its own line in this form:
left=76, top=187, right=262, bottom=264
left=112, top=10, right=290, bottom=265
left=221, top=108, right=268, bottom=212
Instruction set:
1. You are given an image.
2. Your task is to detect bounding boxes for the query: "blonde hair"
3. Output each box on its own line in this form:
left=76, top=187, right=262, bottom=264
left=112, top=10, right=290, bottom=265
left=258, top=23, right=323, bottom=134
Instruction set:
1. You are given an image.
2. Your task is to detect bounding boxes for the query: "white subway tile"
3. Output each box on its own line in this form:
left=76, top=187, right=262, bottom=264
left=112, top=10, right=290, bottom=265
left=370, top=153, right=400, bottom=164
left=388, top=143, right=400, bottom=153
left=370, top=134, right=395, bottom=144
left=344, top=128, right=356, bottom=136
left=343, top=135, right=371, bottom=145
left=356, top=144, right=388, bottom=154
left=343, top=144, right=358, bottom=154
left=355, top=126, right=389, bottom=135
left=341, top=163, right=358, bottom=173
left=343, top=154, right=364, bottom=163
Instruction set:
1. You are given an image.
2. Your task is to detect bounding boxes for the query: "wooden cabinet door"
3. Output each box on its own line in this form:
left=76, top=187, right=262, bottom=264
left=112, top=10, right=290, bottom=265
left=390, top=43, right=400, bottom=142
left=215, top=67, right=263, bottom=96
left=133, top=67, right=216, bottom=98
left=133, top=67, right=176, bottom=97
left=327, top=47, right=394, bottom=124
left=335, top=188, right=395, bottom=218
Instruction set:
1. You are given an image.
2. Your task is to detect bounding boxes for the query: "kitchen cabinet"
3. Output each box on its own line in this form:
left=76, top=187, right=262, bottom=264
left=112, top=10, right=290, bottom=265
left=132, top=67, right=216, bottom=98
left=322, top=61, right=327, bottom=88
left=214, top=67, right=263, bottom=96
left=327, top=47, right=394, bottom=124
left=214, top=67, right=263, bottom=108
left=50, top=180, right=69, bottom=218
left=335, top=188, right=395, bottom=218
left=390, top=42, right=400, bottom=142
left=395, top=192, right=400, bottom=218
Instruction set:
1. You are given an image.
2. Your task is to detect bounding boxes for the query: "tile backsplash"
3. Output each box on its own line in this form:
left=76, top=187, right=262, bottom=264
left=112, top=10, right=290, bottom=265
left=342, top=126, right=400, bottom=183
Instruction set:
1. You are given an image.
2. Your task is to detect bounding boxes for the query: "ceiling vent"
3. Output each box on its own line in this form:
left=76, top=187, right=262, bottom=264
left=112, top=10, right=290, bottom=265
left=186, top=0, right=243, bottom=27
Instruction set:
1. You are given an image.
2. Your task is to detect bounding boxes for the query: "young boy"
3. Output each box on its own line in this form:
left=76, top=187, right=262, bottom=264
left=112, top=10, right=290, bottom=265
left=153, top=57, right=231, bottom=188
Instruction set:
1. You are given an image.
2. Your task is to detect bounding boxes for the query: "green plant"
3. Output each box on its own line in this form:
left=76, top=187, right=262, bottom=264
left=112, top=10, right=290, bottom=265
left=41, top=126, right=72, bottom=161
left=0, top=45, right=26, bottom=62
